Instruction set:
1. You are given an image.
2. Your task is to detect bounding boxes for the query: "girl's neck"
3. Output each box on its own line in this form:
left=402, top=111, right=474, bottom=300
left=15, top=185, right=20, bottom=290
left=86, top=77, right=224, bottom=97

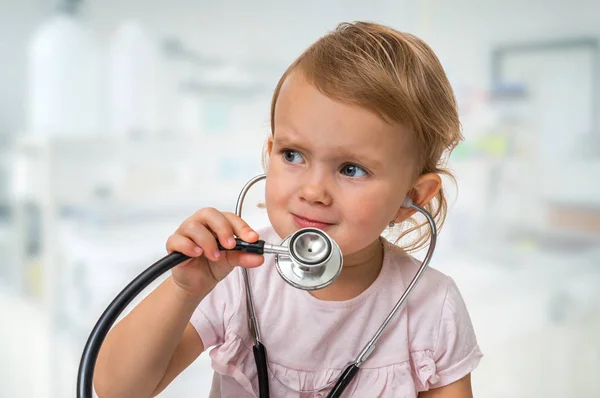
left=308, top=237, right=384, bottom=302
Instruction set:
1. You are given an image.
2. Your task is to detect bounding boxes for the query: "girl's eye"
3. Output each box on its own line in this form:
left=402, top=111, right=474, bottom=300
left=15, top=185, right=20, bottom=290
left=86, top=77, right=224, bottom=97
left=282, top=150, right=304, bottom=163
left=341, top=164, right=368, bottom=178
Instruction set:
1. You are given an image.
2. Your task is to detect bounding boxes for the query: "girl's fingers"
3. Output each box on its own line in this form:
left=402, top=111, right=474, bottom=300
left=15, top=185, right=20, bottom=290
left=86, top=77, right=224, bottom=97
left=222, top=212, right=259, bottom=242
left=174, top=208, right=262, bottom=266
left=195, top=208, right=238, bottom=252
left=166, top=234, right=203, bottom=258
left=179, top=219, right=222, bottom=261
left=224, top=250, right=265, bottom=269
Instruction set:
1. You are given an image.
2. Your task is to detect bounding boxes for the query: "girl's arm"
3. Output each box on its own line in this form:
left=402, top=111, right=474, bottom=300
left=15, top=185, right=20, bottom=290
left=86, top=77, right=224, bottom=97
left=94, top=208, right=261, bottom=397
left=94, top=277, right=205, bottom=398
left=150, top=321, right=204, bottom=396
left=418, top=374, right=473, bottom=398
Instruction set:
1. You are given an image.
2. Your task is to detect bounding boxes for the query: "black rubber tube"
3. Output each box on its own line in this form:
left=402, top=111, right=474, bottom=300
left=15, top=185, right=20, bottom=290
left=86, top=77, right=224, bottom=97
left=326, top=363, right=359, bottom=398
left=76, top=252, right=189, bottom=398
left=253, top=342, right=270, bottom=398
left=217, top=238, right=266, bottom=254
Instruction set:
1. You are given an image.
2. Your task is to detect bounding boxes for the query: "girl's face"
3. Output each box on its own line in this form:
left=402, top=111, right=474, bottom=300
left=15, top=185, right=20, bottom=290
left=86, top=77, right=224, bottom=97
left=265, top=72, right=416, bottom=258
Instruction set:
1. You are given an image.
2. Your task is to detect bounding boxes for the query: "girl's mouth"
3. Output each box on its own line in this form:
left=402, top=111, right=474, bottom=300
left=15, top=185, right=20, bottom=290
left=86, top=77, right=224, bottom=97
left=292, top=214, right=334, bottom=230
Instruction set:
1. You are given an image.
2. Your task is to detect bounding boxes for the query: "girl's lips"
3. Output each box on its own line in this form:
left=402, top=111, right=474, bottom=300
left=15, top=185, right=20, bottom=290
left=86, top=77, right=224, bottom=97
left=292, top=214, right=334, bottom=229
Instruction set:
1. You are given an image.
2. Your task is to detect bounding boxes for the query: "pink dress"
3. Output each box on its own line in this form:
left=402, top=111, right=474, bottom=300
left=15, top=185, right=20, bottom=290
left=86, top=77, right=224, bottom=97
left=191, top=225, right=482, bottom=397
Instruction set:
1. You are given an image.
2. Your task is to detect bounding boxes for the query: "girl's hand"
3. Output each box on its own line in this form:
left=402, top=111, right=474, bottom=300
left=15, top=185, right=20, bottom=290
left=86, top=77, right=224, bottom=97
left=166, top=208, right=264, bottom=296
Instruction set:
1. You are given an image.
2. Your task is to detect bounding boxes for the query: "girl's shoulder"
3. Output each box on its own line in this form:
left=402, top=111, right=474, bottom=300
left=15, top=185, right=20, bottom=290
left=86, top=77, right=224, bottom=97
left=381, top=237, right=459, bottom=315
left=381, top=238, right=482, bottom=389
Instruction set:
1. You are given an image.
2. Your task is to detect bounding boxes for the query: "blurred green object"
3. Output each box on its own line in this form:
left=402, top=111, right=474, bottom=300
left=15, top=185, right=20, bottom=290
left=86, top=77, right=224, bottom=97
left=452, top=141, right=471, bottom=160
left=452, top=134, right=509, bottom=160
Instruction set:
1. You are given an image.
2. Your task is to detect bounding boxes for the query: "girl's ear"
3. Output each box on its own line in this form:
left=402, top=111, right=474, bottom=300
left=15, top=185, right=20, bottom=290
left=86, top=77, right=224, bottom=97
left=393, top=173, right=442, bottom=222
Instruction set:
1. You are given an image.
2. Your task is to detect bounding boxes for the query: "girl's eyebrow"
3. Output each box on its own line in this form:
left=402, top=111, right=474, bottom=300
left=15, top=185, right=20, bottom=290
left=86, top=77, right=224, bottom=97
left=272, top=132, right=311, bottom=152
left=272, top=135, right=297, bottom=147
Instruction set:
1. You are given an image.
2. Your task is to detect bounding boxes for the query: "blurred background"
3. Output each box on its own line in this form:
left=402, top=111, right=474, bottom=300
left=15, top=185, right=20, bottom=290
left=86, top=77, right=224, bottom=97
left=1, top=0, right=599, bottom=397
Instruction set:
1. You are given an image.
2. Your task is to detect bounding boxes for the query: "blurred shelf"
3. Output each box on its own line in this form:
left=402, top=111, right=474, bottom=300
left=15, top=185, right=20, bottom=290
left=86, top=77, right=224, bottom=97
left=8, top=132, right=270, bottom=338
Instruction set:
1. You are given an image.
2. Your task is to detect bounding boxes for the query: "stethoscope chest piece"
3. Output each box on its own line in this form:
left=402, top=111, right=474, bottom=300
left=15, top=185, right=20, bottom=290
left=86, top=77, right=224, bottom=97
left=76, top=173, right=438, bottom=398
left=275, top=228, right=343, bottom=290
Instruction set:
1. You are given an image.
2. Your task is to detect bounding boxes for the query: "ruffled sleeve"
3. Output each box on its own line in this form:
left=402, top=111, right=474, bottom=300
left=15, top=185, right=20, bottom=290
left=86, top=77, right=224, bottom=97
left=413, top=277, right=483, bottom=390
left=189, top=266, right=244, bottom=349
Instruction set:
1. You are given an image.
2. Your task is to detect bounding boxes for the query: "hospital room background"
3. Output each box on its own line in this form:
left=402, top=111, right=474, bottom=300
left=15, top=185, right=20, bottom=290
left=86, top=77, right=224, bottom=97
left=0, top=0, right=599, bottom=397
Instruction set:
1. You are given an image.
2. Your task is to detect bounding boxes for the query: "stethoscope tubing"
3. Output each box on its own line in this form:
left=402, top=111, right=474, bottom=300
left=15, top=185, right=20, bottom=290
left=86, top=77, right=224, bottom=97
left=76, top=251, right=189, bottom=398
left=76, top=174, right=436, bottom=398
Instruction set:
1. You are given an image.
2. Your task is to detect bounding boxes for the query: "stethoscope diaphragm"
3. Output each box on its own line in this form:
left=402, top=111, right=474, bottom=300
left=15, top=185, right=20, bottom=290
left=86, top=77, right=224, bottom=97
left=275, top=228, right=343, bottom=290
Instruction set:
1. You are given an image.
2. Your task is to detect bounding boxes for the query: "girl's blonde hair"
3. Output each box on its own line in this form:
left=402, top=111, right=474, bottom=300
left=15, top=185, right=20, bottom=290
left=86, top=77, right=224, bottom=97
left=263, top=21, right=463, bottom=252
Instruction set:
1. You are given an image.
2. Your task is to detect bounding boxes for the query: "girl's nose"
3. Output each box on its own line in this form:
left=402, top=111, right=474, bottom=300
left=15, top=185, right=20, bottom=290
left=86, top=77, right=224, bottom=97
left=298, top=173, right=332, bottom=206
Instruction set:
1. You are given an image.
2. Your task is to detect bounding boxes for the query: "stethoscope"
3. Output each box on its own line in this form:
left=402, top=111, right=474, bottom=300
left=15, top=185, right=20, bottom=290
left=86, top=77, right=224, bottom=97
left=77, top=174, right=437, bottom=398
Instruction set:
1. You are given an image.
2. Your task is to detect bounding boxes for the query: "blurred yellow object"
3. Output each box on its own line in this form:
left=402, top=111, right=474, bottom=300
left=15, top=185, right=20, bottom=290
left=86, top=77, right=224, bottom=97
left=516, top=238, right=538, bottom=251
left=25, top=259, right=43, bottom=298
left=474, top=134, right=509, bottom=158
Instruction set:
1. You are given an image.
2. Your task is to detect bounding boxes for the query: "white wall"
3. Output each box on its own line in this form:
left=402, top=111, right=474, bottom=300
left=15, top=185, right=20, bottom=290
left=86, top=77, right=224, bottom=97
left=2, top=0, right=599, bottom=134
left=419, top=0, right=600, bottom=89
left=0, top=0, right=419, bottom=135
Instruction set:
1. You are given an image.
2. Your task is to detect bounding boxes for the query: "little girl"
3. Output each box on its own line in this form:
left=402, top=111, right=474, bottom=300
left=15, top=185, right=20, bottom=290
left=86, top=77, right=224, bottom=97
left=94, top=21, right=483, bottom=398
